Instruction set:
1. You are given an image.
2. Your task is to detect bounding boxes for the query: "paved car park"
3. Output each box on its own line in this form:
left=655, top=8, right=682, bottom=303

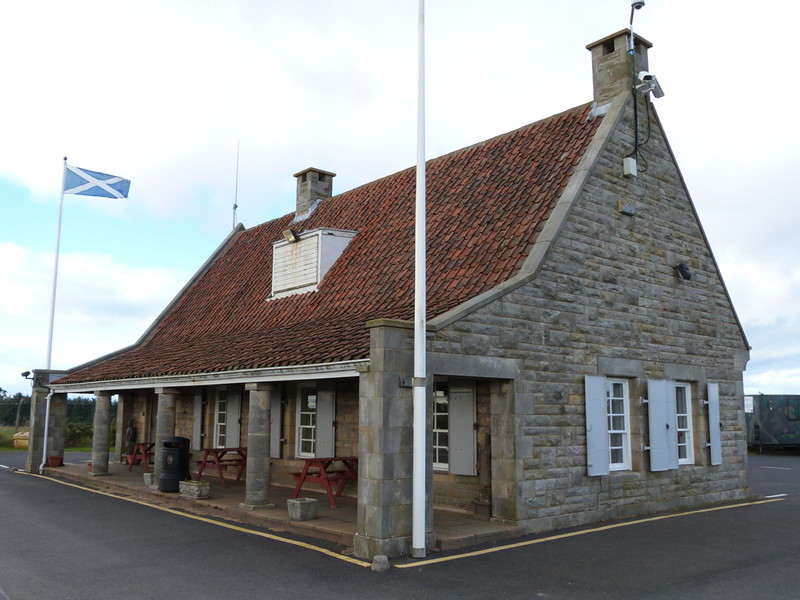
left=2, top=450, right=799, bottom=599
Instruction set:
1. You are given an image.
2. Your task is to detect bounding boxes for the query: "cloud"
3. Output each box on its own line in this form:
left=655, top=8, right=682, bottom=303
left=746, top=368, right=800, bottom=396
left=0, top=242, right=188, bottom=395
left=721, top=252, right=800, bottom=330
left=1, top=0, right=799, bottom=398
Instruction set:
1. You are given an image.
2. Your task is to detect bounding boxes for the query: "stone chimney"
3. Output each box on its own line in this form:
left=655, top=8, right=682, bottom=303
left=293, top=167, right=336, bottom=220
left=586, top=29, right=651, bottom=106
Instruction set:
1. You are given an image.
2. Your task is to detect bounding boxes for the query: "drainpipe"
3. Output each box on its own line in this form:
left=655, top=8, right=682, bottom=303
left=39, top=390, right=53, bottom=474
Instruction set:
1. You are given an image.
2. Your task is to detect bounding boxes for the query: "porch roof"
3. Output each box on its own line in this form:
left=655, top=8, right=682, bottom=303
left=54, top=103, right=602, bottom=388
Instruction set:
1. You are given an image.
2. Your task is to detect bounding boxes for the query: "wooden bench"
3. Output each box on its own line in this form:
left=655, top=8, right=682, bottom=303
left=126, top=442, right=155, bottom=472
left=290, top=457, right=358, bottom=508
left=194, top=448, right=247, bottom=487
left=195, top=459, right=244, bottom=471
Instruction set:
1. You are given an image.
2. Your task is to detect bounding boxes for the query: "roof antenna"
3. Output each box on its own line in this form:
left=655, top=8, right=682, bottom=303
left=623, top=1, right=646, bottom=178
left=232, top=141, right=240, bottom=230
left=629, top=1, right=644, bottom=51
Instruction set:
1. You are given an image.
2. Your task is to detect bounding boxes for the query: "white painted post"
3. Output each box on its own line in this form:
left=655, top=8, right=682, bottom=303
left=412, top=0, right=427, bottom=559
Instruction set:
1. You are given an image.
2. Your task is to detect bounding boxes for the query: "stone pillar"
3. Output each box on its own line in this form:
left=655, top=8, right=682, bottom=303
left=241, top=383, right=276, bottom=510
left=153, top=388, right=179, bottom=478
left=115, top=393, right=131, bottom=463
left=90, top=391, right=112, bottom=476
left=25, top=369, right=68, bottom=474
left=491, top=380, right=519, bottom=520
left=47, top=393, right=67, bottom=464
left=353, top=319, right=433, bottom=560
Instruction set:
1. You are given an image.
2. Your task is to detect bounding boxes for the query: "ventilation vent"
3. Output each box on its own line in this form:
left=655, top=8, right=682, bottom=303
left=270, top=228, right=356, bottom=299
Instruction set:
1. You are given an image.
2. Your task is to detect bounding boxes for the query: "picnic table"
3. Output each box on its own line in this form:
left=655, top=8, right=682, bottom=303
left=194, top=447, right=247, bottom=488
left=290, top=456, right=358, bottom=508
left=126, top=442, right=155, bottom=472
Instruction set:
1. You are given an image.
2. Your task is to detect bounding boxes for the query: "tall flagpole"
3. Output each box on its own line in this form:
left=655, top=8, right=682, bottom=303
left=46, top=158, right=68, bottom=371
left=411, top=0, right=427, bottom=559
left=40, top=157, right=68, bottom=473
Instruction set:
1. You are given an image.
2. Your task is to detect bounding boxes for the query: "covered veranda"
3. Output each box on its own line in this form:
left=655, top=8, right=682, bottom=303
left=45, top=456, right=522, bottom=554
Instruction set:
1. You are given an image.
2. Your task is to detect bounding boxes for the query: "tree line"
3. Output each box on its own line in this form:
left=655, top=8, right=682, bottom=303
left=0, top=388, right=116, bottom=427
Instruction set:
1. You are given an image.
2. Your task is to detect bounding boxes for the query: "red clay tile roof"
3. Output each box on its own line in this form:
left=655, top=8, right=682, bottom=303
left=57, top=103, right=602, bottom=385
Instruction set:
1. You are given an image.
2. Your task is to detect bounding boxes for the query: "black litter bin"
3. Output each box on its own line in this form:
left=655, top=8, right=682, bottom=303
left=158, top=436, right=190, bottom=493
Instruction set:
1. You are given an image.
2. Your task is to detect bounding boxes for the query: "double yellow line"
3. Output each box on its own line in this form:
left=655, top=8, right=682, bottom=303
left=16, top=470, right=782, bottom=570
left=16, top=470, right=372, bottom=567
left=395, top=497, right=784, bottom=568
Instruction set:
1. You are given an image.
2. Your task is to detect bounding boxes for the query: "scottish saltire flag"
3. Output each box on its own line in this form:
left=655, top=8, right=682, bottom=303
left=63, top=165, right=131, bottom=198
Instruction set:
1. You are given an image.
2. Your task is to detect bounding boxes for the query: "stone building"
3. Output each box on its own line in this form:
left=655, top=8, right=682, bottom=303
left=28, top=30, right=750, bottom=559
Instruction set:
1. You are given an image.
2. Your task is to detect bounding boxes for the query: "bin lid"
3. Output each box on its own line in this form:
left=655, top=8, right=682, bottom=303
left=163, top=436, right=190, bottom=447
left=13, top=432, right=30, bottom=439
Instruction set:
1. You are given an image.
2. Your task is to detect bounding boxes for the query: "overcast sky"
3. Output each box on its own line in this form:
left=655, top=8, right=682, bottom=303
left=1, top=1, right=798, bottom=397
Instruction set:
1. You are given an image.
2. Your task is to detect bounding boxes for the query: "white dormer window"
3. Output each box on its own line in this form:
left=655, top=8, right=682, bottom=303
left=270, top=228, right=356, bottom=299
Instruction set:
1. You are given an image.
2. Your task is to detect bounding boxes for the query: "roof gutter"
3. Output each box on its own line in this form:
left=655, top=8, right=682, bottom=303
left=48, top=359, right=370, bottom=394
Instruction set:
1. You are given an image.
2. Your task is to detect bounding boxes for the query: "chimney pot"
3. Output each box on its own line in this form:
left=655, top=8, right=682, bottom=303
left=293, top=167, right=336, bottom=221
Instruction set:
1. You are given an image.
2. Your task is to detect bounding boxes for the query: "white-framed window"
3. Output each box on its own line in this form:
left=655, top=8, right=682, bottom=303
left=295, top=382, right=335, bottom=459
left=588, top=376, right=720, bottom=476
left=675, top=383, right=694, bottom=465
left=433, top=381, right=449, bottom=471
left=214, top=392, right=228, bottom=448
left=607, top=378, right=632, bottom=471
left=211, top=388, right=241, bottom=448
left=296, top=386, right=317, bottom=458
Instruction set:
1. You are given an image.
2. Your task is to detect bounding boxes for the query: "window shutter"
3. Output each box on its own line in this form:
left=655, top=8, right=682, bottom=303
left=315, top=381, right=335, bottom=457
left=647, top=379, right=678, bottom=471
left=449, top=379, right=477, bottom=476
left=192, top=392, right=203, bottom=450
left=585, top=375, right=609, bottom=476
left=227, top=389, right=242, bottom=447
left=707, top=382, right=722, bottom=465
left=270, top=393, right=283, bottom=459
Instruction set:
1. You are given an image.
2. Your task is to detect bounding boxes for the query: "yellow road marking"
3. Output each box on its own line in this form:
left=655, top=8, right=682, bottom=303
left=15, top=470, right=783, bottom=570
left=395, top=497, right=784, bottom=568
left=15, top=470, right=371, bottom=568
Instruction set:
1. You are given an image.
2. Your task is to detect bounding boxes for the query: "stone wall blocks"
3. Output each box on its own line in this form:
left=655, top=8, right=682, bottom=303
left=358, top=478, right=381, bottom=505
left=380, top=479, right=410, bottom=507
left=387, top=504, right=413, bottom=537
left=363, top=454, right=393, bottom=480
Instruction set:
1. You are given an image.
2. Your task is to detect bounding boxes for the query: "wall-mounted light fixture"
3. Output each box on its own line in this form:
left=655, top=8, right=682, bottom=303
left=21, top=370, right=43, bottom=389
left=674, top=263, right=692, bottom=281
left=282, top=228, right=300, bottom=243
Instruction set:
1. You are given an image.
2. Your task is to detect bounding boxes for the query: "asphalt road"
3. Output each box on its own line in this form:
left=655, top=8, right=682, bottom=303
left=1, top=451, right=799, bottom=600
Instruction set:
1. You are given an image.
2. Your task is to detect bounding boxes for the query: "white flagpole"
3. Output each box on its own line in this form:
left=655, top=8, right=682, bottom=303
left=46, top=158, right=68, bottom=371
left=40, top=157, right=68, bottom=473
left=412, top=0, right=427, bottom=559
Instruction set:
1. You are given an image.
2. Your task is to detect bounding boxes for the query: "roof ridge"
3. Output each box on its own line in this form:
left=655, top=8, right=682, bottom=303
left=252, top=102, right=597, bottom=232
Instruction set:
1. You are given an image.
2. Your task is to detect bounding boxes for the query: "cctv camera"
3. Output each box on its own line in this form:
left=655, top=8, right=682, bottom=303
left=636, top=71, right=665, bottom=98
left=632, top=1, right=645, bottom=9
left=21, top=371, right=31, bottom=378
left=651, top=80, right=665, bottom=98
